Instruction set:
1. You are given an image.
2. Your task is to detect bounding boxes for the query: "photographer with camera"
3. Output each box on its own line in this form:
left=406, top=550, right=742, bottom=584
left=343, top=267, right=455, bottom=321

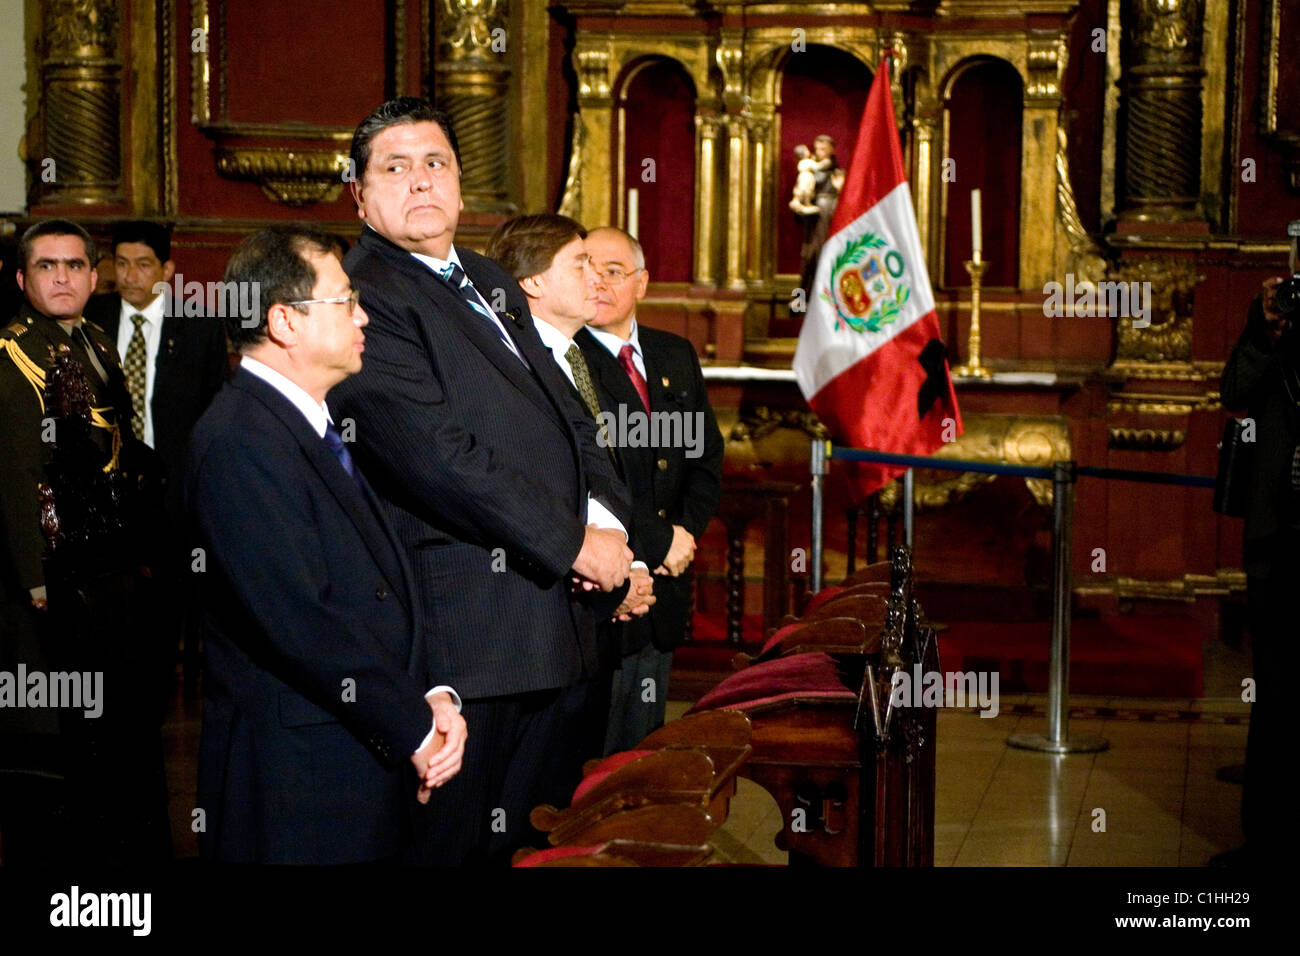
left=1217, top=221, right=1300, bottom=867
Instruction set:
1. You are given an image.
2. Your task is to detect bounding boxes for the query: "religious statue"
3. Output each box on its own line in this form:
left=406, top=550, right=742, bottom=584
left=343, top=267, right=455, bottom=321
left=790, top=135, right=845, bottom=300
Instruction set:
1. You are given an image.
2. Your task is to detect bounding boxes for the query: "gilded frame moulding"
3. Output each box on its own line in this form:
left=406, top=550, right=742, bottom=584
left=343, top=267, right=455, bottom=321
left=189, top=0, right=408, bottom=206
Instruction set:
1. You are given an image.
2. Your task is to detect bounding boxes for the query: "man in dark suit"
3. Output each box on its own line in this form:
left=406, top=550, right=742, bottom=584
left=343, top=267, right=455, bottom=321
left=186, top=226, right=466, bottom=864
left=85, top=220, right=230, bottom=695
left=578, top=227, right=724, bottom=753
left=330, top=98, right=633, bottom=865
left=85, top=221, right=228, bottom=498
left=484, top=212, right=657, bottom=780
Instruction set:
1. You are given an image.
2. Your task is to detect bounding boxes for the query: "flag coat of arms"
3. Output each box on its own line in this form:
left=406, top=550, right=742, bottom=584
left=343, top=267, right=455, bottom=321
left=793, top=59, right=962, bottom=497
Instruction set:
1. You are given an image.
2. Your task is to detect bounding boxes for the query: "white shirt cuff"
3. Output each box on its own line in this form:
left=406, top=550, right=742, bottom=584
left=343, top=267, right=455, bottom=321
left=586, top=494, right=628, bottom=538
left=631, top=560, right=648, bottom=571
left=414, top=685, right=462, bottom=755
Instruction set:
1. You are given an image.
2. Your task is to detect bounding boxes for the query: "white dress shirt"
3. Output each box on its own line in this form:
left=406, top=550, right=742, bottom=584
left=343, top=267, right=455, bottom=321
left=586, top=317, right=645, bottom=379
left=531, top=318, right=641, bottom=564
left=239, top=356, right=460, bottom=752
left=116, top=293, right=166, bottom=448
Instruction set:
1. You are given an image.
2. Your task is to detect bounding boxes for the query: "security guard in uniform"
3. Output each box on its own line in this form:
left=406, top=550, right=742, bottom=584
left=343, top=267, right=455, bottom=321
left=0, top=219, right=170, bottom=862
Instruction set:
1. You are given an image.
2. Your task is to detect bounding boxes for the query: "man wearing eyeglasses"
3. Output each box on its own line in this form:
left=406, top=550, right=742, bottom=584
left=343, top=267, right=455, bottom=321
left=575, top=227, right=724, bottom=753
left=185, top=226, right=466, bottom=864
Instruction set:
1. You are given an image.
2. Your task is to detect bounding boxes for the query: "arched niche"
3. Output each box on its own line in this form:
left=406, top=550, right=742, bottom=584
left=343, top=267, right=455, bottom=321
left=940, top=56, right=1024, bottom=289
left=614, top=56, right=697, bottom=283
left=774, top=46, right=873, bottom=277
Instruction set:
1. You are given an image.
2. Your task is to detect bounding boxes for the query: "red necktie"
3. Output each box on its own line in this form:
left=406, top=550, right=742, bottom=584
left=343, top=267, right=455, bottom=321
left=618, top=343, right=651, bottom=413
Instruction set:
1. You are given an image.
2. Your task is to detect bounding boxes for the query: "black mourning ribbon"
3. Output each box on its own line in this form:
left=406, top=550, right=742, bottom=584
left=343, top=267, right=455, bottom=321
left=917, top=339, right=950, bottom=421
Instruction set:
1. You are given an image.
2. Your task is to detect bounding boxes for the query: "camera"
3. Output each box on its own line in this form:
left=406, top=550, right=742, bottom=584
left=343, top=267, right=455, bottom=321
left=1278, top=220, right=1300, bottom=315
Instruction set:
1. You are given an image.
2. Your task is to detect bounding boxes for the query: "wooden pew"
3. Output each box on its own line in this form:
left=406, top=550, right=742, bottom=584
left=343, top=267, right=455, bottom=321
left=691, top=546, right=938, bottom=867
left=529, top=713, right=752, bottom=850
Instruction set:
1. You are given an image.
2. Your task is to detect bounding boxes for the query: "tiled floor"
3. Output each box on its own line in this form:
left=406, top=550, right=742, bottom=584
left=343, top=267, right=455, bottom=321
left=705, top=694, right=1248, bottom=866
left=162, top=692, right=1247, bottom=865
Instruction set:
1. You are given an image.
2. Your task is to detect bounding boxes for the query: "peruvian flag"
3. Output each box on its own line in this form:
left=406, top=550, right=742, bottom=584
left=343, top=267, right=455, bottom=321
left=793, top=59, right=962, bottom=497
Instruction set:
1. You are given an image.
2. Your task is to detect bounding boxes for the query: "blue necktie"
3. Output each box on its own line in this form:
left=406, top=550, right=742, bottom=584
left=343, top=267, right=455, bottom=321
left=441, top=262, right=528, bottom=367
left=323, top=424, right=363, bottom=490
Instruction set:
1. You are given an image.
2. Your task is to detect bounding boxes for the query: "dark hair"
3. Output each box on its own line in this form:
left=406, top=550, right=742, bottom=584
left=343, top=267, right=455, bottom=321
left=351, top=98, right=461, bottom=182
left=111, top=220, right=172, bottom=263
left=485, top=213, right=587, bottom=282
left=222, top=225, right=336, bottom=352
left=19, top=219, right=96, bottom=269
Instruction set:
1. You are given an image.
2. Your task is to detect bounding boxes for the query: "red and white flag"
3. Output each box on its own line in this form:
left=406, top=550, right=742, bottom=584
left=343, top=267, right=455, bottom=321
left=793, top=59, right=962, bottom=497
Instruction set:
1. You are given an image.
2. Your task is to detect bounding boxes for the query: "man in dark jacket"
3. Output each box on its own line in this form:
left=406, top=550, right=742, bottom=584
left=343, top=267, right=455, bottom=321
left=1219, top=235, right=1300, bottom=867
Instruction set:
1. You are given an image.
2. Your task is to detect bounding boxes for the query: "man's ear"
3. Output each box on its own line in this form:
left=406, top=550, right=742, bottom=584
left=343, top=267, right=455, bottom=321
left=162, top=260, right=176, bottom=284
left=519, top=274, right=543, bottom=301
left=634, top=269, right=649, bottom=302
left=15, top=269, right=24, bottom=293
left=350, top=180, right=365, bottom=219
left=265, top=303, right=300, bottom=347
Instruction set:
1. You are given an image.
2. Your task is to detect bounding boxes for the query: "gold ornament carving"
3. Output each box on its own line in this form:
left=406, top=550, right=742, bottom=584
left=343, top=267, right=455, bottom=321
left=1110, top=257, right=1202, bottom=369
left=439, top=0, right=503, bottom=61
left=879, top=414, right=1072, bottom=510
left=1107, top=427, right=1186, bottom=450
left=43, top=0, right=117, bottom=55
left=214, top=148, right=350, bottom=207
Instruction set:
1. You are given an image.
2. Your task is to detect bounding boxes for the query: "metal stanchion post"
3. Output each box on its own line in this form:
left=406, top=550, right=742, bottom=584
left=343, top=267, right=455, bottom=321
left=1008, top=461, right=1108, bottom=754
left=810, top=439, right=828, bottom=594
left=902, top=467, right=915, bottom=548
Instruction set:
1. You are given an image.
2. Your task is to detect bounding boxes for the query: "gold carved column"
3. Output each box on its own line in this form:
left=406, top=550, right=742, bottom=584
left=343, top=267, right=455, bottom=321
left=694, top=111, right=723, bottom=287
left=745, top=111, right=773, bottom=283
left=32, top=0, right=123, bottom=205
left=570, top=38, right=613, bottom=229
left=1116, top=0, right=1206, bottom=223
left=435, top=0, right=514, bottom=213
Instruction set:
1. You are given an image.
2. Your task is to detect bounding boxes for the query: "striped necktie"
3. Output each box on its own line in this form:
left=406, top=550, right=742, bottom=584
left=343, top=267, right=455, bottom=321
left=441, top=262, right=527, bottom=366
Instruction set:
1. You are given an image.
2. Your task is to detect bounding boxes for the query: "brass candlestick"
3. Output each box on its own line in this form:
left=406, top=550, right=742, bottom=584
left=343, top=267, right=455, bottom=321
left=952, top=255, right=992, bottom=379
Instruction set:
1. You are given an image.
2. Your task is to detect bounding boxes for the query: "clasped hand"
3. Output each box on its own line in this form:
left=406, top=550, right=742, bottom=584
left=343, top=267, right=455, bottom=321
left=410, top=691, right=467, bottom=804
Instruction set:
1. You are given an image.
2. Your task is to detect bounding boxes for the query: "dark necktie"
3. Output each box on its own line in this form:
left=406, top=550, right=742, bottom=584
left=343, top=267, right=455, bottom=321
left=123, top=313, right=148, bottom=439
left=565, top=343, right=614, bottom=452
left=322, top=424, right=363, bottom=491
left=618, top=343, right=651, bottom=413
left=441, top=262, right=528, bottom=367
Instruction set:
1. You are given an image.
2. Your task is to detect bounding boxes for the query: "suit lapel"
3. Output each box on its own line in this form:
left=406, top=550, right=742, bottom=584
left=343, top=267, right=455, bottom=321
left=234, top=369, right=410, bottom=612
left=359, top=230, right=563, bottom=427
left=580, top=331, right=653, bottom=477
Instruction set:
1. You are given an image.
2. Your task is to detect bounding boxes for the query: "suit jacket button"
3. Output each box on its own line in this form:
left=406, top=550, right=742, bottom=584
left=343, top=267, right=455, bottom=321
left=657, top=508, right=667, bottom=519
left=376, top=587, right=387, bottom=600
left=657, top=458, right=668, bottom=471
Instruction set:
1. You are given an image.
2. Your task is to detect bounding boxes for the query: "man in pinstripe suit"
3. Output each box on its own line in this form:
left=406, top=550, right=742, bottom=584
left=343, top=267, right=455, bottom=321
left=331, top=98, right=633, bottom=866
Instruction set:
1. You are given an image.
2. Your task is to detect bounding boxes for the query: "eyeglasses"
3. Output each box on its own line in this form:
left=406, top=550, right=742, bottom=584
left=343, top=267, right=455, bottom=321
left=597, top=267, right=642, bottom=286
left=287, top=286, right=361, bottom=316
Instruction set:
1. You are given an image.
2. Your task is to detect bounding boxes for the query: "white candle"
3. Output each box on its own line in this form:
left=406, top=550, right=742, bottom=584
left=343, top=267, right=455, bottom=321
left=627, top=188, right=639, bottom=239
left=970, top=188, right=982, bottom=260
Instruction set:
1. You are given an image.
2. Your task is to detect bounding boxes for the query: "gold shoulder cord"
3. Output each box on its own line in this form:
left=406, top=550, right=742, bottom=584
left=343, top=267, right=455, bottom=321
left=0, top=337, right=48, bottom=412
left=0, top=339, right=122, bottom=471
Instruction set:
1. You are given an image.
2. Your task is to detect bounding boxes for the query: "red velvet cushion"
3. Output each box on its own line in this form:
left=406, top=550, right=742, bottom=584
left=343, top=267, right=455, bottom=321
left=802, top=585, right=845, bottom=615
left=688, top=652, right=855, bottom=714
left=572, top=749, right=656, bottom=802
left=514, top=844, right=607, bottom=867
left=759, top=621, right=801, bottom=656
